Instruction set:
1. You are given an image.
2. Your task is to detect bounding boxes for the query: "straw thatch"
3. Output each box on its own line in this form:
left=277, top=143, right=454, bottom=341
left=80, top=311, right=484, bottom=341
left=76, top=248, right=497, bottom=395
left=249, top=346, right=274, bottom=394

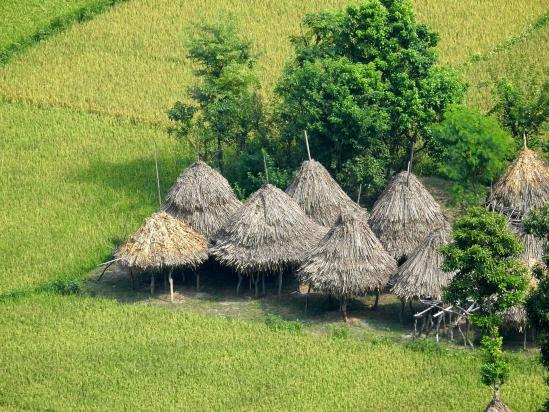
left=369, top=171, right=448, bottom=261
left=487, top=148, right=549, bottom=219
left=391, top=225, right=454, bottom=300
left=115, top=211, right=208, bottom=271
left=510, top=223, right=547, bottom=265
left=286, top=159, right=366, bottom=227
left=162, top=161, right=242, bottom=239
left=210, top=184, right=326, bottom=274
left=297, top=211, right=397, bottom=297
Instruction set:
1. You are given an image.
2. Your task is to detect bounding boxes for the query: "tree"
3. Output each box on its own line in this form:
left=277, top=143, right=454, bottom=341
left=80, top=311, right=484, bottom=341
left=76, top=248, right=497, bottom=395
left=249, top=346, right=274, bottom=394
left=275, top=0, right=465, bottom=201
left=168, top=21, right=263, bottom=172
left=441, top=208, right=528, bottom=407
left=524, top=203, right=549, bottom=411
left=490, top=78, right=549, bottom=149
left=431, top=106, right=515, bottom=205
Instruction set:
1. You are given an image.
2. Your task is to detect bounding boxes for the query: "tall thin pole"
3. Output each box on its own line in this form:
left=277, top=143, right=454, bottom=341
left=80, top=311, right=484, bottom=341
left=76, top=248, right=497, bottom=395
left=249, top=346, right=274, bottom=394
left=154, top=140, right=162, bottom=207
left=263, top=151, right=269, bottom=184
left=356, top=184, right=362, bottom=204
left=304, top=131, right=312, bottom=161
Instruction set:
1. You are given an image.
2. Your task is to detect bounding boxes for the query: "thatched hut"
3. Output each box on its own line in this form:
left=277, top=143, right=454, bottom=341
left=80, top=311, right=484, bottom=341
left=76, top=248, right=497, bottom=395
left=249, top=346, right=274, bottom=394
left=210, top=184, right=326, bottom=296
left=487, top=148, right=549, bottom=264
left=487, top=147, right=549, bottom=219
left=162, top=161, right=242, bottom=240
left=391, top=225, right=453, bottom=302
left=115, top=211, right=208, bottom=300
left=369, top=171, right=448, bottom=262
left=297, top=210, right=397, bottom=319
left=286, top=159, right=365, bottom=227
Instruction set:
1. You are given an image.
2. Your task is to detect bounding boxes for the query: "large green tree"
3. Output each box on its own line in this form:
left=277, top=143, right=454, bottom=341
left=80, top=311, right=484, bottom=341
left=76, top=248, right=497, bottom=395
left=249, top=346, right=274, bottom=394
left=490, top=78, right=549, bottom=149
left=524, top=203, right=549, bottom=411
left=431, top=106, right=515, bottom=205
left=441, top=208, right=528, bottom=407
left=168, top=21, right=263, bottom=172
left=275, top=0, right=465, bottom=201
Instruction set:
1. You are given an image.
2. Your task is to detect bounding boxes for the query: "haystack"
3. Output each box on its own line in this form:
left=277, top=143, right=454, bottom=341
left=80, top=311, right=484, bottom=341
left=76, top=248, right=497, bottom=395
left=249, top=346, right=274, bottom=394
left=391, top=225, right=453, bottom=301
left=286, top=159, right=365, bottom=227
left=487, top=148, right=549, bottom=219
left=297, top=210, right=397, bottom=319
left=115, top=211, right=208, bottom=299
left=210, top=184, right=326, bottom=295
left=369, top=171, right=448, bottom=261
left=162, top=161, right=242, bottom=239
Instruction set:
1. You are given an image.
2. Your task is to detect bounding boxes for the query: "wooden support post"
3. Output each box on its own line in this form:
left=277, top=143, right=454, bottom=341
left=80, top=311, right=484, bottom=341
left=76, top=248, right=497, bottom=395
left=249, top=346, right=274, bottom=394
left=400, top=299, right=405, bottom=324
left=249, top=276, right=252, bottom=291
left=196, top=272, right=200, bottom=291
left=168, top=268, right=174, bottom=303
left=181, top=270, right=185, bottom=283
left=304, top=285, right=311, bottom=315
left=409, top=300, right=414, bottom=315
left=261, top=273, right=266, bottom=296
left=277, top=272, right=283, bottom=298
left=413, top=318, right=418, bottom=339
left=373, top=290, right=380, bottom=310
left=129, top=268, right=134, bottom=290
left=523, top=327, right=527, bottom=350
left=150, top=274, right=155, bottom=296
left=254, top=274, right=259, bottom=298
left=449, top=312, right=454, bottom=341
left=236, top=274, right=243, bottom=295
left=341, top=298, right=348, bottom=322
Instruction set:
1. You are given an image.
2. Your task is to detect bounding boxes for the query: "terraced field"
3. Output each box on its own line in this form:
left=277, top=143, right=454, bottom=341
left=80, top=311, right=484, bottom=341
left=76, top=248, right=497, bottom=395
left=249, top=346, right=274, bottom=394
left=0, top=0, right=547, bottom=410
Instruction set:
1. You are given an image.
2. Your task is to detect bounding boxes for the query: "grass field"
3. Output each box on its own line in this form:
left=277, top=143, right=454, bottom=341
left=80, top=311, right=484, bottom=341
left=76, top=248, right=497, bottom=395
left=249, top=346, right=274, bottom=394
left=0, top=100, right=186, bottom=293
left=0, top=0, right=546, bottom=125
left=0, top=293, right=545, bottom=411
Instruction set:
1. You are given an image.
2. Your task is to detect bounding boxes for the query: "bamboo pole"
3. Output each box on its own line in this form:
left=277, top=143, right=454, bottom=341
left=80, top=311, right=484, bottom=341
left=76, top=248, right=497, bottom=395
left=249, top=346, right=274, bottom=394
left=304, top=130, right=312, bottom=161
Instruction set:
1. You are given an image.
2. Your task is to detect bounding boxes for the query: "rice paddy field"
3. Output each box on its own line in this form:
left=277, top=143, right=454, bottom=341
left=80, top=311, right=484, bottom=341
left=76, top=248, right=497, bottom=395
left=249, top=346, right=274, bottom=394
left=0, top=0, right=548, bottom=410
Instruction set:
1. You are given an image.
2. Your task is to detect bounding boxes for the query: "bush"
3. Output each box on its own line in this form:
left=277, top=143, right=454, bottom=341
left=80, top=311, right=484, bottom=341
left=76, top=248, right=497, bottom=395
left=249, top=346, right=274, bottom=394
left=264, top=314, right=303, bottom=334
left=329, top=325, right=351, bottom=340
left=44, top=278, right=82, bottom=295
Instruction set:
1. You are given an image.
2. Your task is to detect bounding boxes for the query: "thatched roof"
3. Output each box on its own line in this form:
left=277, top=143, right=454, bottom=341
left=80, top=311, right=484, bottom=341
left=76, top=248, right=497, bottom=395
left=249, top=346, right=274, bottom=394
left=391, top=225, right=454, bottom=300
left=115, top=212, right=208, bottom=271
left=487, top=148, right=549, bottom=219
left=502, top=274, right=538, bottom=331
left=510, top=223, right=547, bottom=265
left=368, top=171, right=448, bottom=261
left=297, top=211, right=397, bottom=297
left=210, top=184, right=326, bottom=274
left=162, top=161, right=242, bottom=239
left=286, top=159, right=366, bottom=227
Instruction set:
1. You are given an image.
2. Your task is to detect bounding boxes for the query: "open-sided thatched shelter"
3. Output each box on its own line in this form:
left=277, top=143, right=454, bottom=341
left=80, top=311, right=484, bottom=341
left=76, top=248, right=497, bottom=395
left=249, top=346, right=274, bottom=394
left=486, top=148, right=549, bottom=264
left=115, top=211, right=208, bottom=300
left=487, top=148, right=549, bottom=219
left=286, top=159, right=365, bottom=227
left=369, top=171, right=448, bottom=262
left=391, top=225, right=453, bottom=301
left=297, top=210, right=397, bottom=319
left=210, top=184, right=326, bottom=295
left=162, top=161, right=242, bottom=240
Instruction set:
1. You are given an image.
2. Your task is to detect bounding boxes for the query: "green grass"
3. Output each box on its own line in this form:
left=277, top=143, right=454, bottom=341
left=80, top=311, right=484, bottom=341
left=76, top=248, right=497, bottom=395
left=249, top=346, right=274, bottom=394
left=0, top=0, right=546, bottom=125
left=0, top=100, right=187, bottom=293
left=0, top=0, right=129, bottom=63
left=0, top=293, right=544, bottom=411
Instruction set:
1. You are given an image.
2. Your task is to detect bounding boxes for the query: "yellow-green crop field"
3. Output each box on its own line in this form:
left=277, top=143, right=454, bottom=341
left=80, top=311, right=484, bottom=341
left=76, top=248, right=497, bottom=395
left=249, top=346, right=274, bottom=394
left=0, top=0, right=548, bottom=410
left=0, top=293, right=545, bottom=411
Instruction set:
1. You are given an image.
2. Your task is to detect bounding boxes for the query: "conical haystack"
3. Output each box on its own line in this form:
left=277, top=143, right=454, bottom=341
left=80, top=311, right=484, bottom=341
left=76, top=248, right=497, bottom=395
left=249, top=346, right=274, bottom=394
left=162, top=161, right=242, bottom=239
left=297, top=211, right=397, bottom=298
left=487, top=148, right=549, bottom=218
left=210, top=184, right=326, bottom=274
left=391, top=225, right=453, bottom=301
left=286, top=159, right=366, bottom=227
left=369, top=171, right=448, bottom=261
left=115, top=211, right=208, bottom=271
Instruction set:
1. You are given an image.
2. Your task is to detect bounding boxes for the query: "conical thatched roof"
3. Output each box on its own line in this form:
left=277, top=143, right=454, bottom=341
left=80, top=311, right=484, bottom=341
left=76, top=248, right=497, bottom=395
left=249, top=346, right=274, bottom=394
left=510, top=223, right=547, bottom=265
left=487, top=148, right=549, bottom=219
left=115, top=212, right=208, bottom=271
left=369, top=171, right=448, bottom=261
left=286, top=159, right=366, bottom=227
left=162, top=161, right=242, bottom=239
left=210, top=184, right=326, bottom=274
left=297, top=211, right=397, bottom=297
left=391, top=225, right=454, bottom=300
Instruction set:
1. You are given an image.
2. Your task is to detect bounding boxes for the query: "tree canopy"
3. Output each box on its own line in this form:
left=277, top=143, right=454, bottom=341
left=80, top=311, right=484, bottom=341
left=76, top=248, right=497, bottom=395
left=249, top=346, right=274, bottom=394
left=275, top=0, right=465, bottom=201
